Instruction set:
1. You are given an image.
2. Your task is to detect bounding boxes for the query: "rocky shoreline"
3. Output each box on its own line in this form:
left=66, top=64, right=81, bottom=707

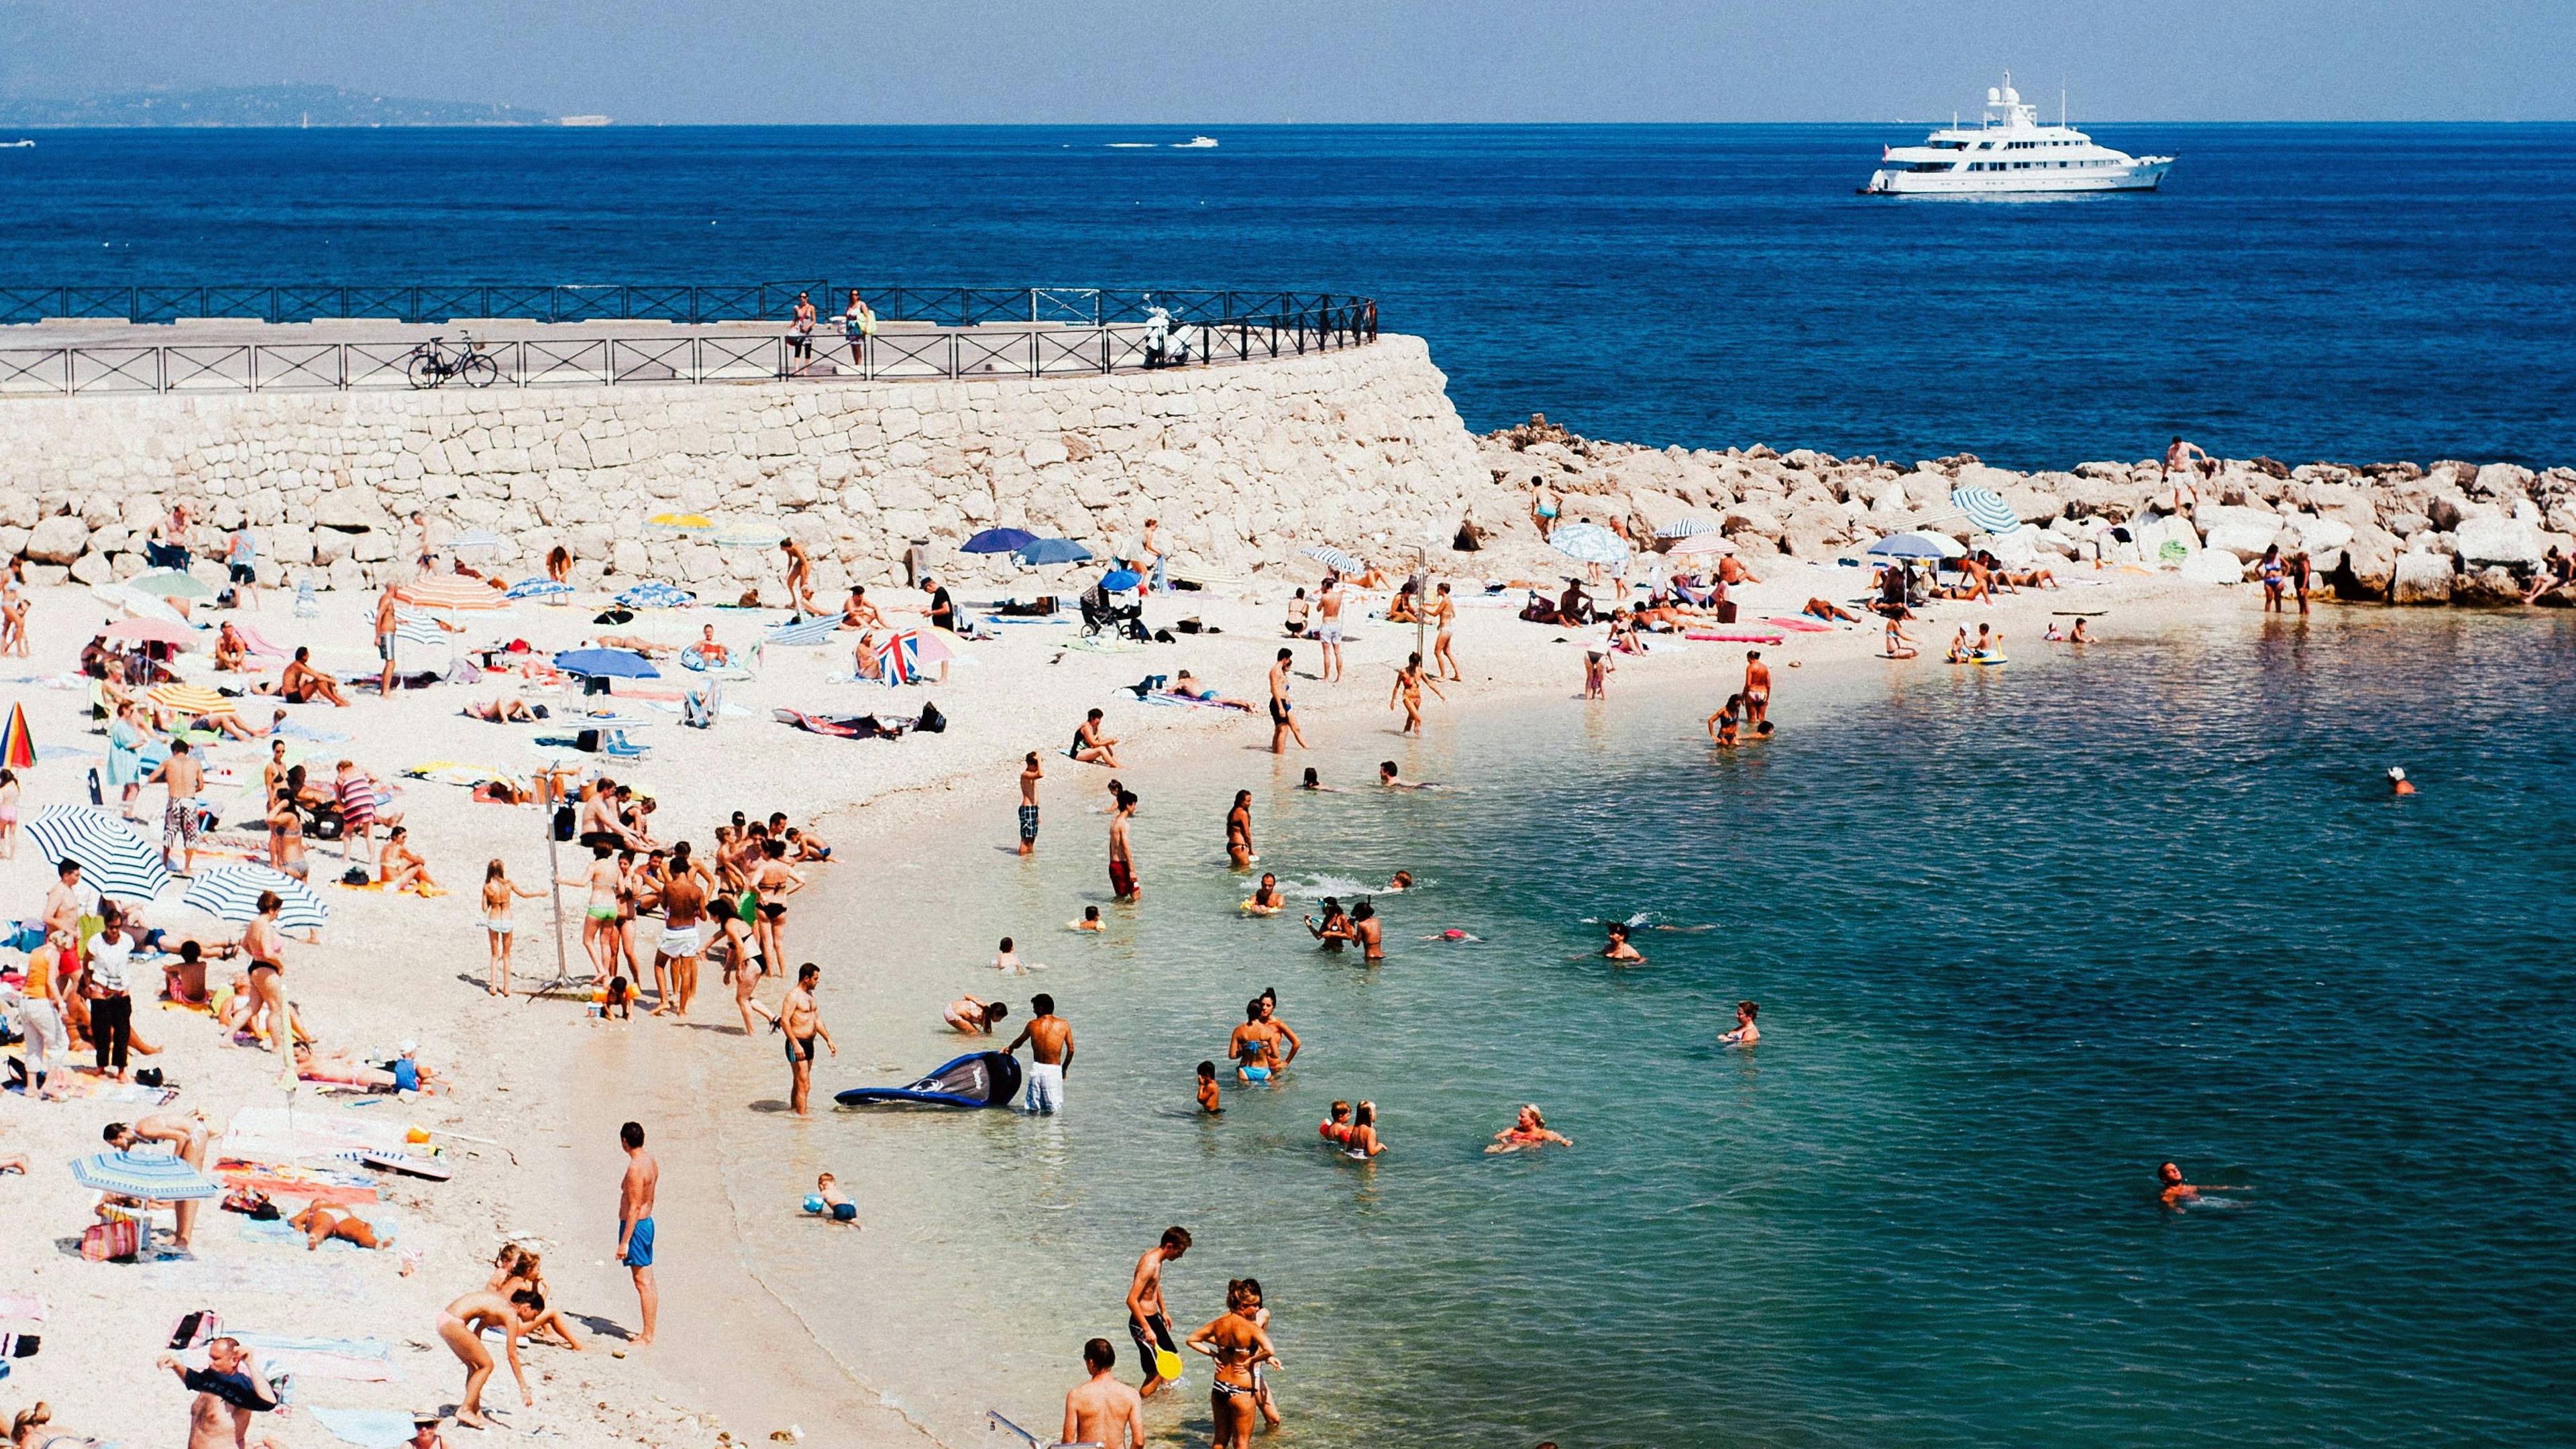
left=1472, top=415, right=2576, bottom=607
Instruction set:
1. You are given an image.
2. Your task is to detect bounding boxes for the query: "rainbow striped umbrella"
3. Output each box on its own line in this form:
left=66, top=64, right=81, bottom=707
left=0, top=701, right=33, bottom=770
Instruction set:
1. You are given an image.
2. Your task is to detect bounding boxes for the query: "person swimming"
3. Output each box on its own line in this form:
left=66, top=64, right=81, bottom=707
left=1245, top=873, right=1285, bottom=914
left=2389, top=767, right=2416, bottom=796
left=1602, top=921, right=1644, bottom=963
left=1719, top=1000, right=1759, bottom=1046
left=1197, top=1061, right=1222, bottom=1115
left=1384, top=871, right=1414, bottom=893
left=2157, top=1161, right=2245, bottom=1208
left=1485, top=1104, right=1574, bottom=1154
left=1300, top=767, right=1334, bottom=792
left=1071, top=905, right=1105, bottom=932
left=1318, top=1100, right=1354, bottom=1145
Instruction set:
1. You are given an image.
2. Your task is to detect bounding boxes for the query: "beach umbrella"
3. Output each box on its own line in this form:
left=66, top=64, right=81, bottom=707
left=1666, top=533, right=1738, bottom=557
left=402, top=576, right=511, bottom=612
left=1548, top=523, right=1629, bottom=566
left=69, top=1148, right=225, bottom=1201
left=0, top=702, right=32, bottom=770
left=447, top=529, right=506, bottom=552
left=1951, top=486, right=2024, bottom=536
left=712, top=521, right=788, bottom=549
left=763, top=615, right=844, bottom=648
left=870, top=630, right=953, bottom=685
left=1866, top=533, right=1951, bottom=560
left=93, top=583, right=189, bottom=625
left=614, top=582, right=695, bottom=610
left=25, top=805, right=170, bottom=903
left=961, top=527, right=1038, bottom=555
left=1300, top=545, right=1366, bottom=574
left=145, top=684, right=235, bottom=718
left=555, top=648, right=660, bottom=680
left=183, top=864, right=329, bottom=932
left=505, top=578, right=576, bottom=602
left=97, top=617, right=201, bottom=648
left=1654, top=517, right=1720, bottom=539
left=130, top=569, right=215, bottom=601
left=644, top=513, right=714, bottom=535
left=1099, top=568, right=1144, bottom=593
left=1013, top=538, right=1093, bottom=566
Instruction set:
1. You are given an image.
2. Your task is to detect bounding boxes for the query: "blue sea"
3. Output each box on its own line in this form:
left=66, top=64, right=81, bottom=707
left=3, top=124, right=2573, bottom=467
left=684, top=612, right=2576, bottom=1449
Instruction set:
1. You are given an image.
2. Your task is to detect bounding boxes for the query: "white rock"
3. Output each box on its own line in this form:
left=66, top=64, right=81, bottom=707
left=2453, top=515, right=2545, bottom=568
left=2392, top=551, right=2455, bottom=604
left=2178, top=549, right=2245, bottom=585
left=24, top=515, right=87, bottom=564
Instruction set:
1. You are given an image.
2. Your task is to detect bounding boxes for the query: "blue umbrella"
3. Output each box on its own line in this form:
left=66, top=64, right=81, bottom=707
left=70, top=1148, right=225, bottom=1201
left=1951, top=486, right=2024, bottom=536
left=506, top=578, right=576, bottom=601
left=1013, top=538, right=1093, bottom=566
left=1099, top=569, right=1144, bottom=593
left=962, top=527, right=1039, bottom=555
left=1866, top=533, right=1949, bottom=559
left=1301, top=545, right=1366, bottom=574
left=614, top=582, right=696, bottom=610
left=25, top=806, right=170, bottom=904
left=1548, top=523, right=1629, bottom=566
left=1654, top=517, right=1719, bottom=539
left=555, top=648, right=661, bottom=680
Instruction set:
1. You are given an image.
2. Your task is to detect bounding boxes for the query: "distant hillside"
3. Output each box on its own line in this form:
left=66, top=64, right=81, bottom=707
left=0, top=85, right=553, bottom=127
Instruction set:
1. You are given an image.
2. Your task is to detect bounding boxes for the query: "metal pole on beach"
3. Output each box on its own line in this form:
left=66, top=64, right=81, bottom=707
left=535, top=767, right=571, bottom=996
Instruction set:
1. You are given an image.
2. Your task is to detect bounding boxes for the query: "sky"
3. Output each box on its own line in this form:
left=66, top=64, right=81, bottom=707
left=3, top=0, right=2570, bottom=123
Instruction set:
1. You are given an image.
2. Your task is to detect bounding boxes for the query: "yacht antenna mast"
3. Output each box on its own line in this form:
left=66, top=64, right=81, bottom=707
left=2061, top=80, right=2067, bottom=126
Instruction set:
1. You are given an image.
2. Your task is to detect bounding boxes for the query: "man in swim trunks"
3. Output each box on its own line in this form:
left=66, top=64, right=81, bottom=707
left=1108, top=790, right=1140, bottom=902
left=1009, top=993, right=1073, bottom=1114
left=1742, top=649, right=1772, bottom=729
left=654, top=846, right=708, bottom=1016
left=760, top=963, right=835, bottom=1117
left=1315, top=577, right=1345, bottom=683
left=1065, top=1338, right=1148, bottom=1449
left=1019, top=751, right=1043, bottom=856
left=1124, top=1226, right=1191, bottom=1398
left=1267, top=648, right=1307, bottom=753
left=615, top=1121, right=659, bottom=1344
left=149, top=737, right=205, bottom=875
left=374, top=584, right=412, bottom=698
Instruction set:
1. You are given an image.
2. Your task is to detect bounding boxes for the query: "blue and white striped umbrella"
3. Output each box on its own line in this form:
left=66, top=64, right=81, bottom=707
left=1548, top=522, right=1630, bottom=566
left=70, top=1148, right=225, bottom=1201
left=505, top=578, right=576, bottom=601
left=182, top=864, right=329, bottom=932
left=614, top=582, right=696, bottom=610
left=25, top=805, right=170, bottom=904
left=1301, top=545, right=1366, bottom=574
left=1654, top=517, right=1720, bottom=539
left=1951, top=486, right=2023, bottom=536
left=712, top=522, right=788, bottom=549
left=447, top=530, right=506, bottom=552
left=392, top=608, right=453, bottom=647
left=763, top=614, right=844, bottom=647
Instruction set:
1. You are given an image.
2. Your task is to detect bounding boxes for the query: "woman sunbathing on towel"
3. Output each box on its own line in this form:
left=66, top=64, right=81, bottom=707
left=378, top=826, right=443, bottom=895
left=293, top=1043, right=398, bottom=1089
left=288, top=1202, right=392, bottom=1252
left=1167, top=672, right=1254, bottom=710
left=1803, top=598, right=1863, bottom=623
left=464, top=698, right=541, bottom=723
left=591, top=634, right=675, bottom=658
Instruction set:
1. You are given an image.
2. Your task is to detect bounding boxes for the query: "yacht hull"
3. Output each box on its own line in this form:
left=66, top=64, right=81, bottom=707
left=1863, top=160, right=2174, bottom=196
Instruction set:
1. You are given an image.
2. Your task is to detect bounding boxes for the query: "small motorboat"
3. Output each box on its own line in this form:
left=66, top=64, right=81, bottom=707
left=836, top=1051, right=1024, bottom=1110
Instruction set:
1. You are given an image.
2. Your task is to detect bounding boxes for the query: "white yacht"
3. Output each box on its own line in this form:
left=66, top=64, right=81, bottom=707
left=1863, top=74, right=2172, bottom=196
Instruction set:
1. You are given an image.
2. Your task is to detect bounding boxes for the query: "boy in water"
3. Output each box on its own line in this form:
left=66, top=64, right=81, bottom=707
left=1197, top=1061, right=1222, bottom=1114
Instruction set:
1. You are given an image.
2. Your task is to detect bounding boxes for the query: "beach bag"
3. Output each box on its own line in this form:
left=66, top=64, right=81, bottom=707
left=169, top=1310, right=224, bottom=1349
left=916, top=700, right=946, bottom=734
left=552, top=804, right=576, bottom=841
left=80, top=1220, right=141, bottom=1262
left=341, top=866, right=370, bottom=886
left=1717, top=600, right=1738, bottom=624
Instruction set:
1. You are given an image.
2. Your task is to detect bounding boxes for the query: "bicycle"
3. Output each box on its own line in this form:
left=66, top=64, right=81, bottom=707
left=405, top=332, right=500, bottom=389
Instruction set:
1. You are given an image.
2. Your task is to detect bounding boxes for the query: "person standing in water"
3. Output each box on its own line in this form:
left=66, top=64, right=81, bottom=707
left=1267, top=648, right=1307, bottom=754
left=1063, top=1338, right=1147, bottom=1449
left=1389, top=651, right=1445, bottom=736
left=614, top=1121, right=659, bottom=1346
left=1187, top=1279, right=1282, bottom=1449
left=1351, top=901, right=1384, bottom=962
left=1125, top=1226, right=1191, bottom=1399
left=1108, top=790, right=1141, bottom=902
left=1010, top=992, right=1074, bottom=1114
left=1225, top=791, right=1255, bottom=869
left=1719, top=1000, right=1759, bottom=1045
left=1018, top=751, right=1043, bottom=857
left=758, top=963, right=836, bottom=1117
left=1742, top=650, right=1772, bottom=730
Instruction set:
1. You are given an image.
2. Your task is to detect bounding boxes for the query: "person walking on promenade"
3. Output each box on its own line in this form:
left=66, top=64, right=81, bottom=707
left=841, top=290, right=875, bottom=366
left=788, top=291, right=816, bottom=364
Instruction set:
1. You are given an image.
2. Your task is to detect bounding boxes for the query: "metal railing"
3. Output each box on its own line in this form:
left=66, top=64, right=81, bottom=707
left=0, top=282, right=1358, bottom=328
left=0, top=301, right=1382, bottom=397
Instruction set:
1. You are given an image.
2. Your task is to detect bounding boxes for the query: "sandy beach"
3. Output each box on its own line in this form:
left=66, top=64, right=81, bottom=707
left=1, top=551, right=2298, bottom=1448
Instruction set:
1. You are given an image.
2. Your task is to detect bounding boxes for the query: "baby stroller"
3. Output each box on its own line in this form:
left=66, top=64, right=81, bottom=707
left=1079, top=584, right=1146, bottom=641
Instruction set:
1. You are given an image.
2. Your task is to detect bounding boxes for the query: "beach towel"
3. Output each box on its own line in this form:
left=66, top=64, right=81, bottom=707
left=184, top=1337, right=393, bottom=1383
left=232, top=625, right=296, bottom=660
left=1684, top=633, right=1785, bottom=645
left=272, top=718, right=350, bottom=743
left=402, top=762, right=509, bottom=788
left=1065, top=635, right=1144, bottom=654
left=310, top=1409, right=420, bottom=1449
left=1763, top=616, right=1837, bottom=633
left=235, top=1211, right=400, bottom=1260
left=978, top=614, right=1073, bottom=627
left=1144, top=692, right=1252, bottom=712
left=7, top=1075, right=178, bottom=1106
left=0, top=1294, right=48, bottom=1323
left=137, top=1258, right=360, bottom=1297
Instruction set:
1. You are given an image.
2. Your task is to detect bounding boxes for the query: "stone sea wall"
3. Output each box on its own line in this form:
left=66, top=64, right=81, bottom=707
left=1471, top=417, right=2576, bottom=606
left=0, top=335, right=1485, bottom=594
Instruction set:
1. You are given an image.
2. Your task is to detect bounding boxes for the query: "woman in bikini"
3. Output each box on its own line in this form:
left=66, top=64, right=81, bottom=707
left=562, top=844, right=623, bottom=985
left=377, top=826, right=439, bottom=895
left=481, top=860, right=543, bottom=997
left=1388, top=651, right=1444, bottom=735
left=264, top=788, right=308, bottom=881
left=242, top=891, right=297, bottom=1054
left=1344, top=1100, right=1386, bottom=1159
left=941, top=995, right=1008, bottom=1034
left=1487, top=1104, right=1576, bottom=1154
left=1185, top=1280, right=1281, bottom=1449
left=1224, top=791, right=1256, bottom=870
left=435, top=1286, right=535, bottom=1429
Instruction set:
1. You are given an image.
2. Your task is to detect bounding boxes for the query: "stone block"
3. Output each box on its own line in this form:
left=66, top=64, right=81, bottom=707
left=2390, top=551, right=2454, bottom=604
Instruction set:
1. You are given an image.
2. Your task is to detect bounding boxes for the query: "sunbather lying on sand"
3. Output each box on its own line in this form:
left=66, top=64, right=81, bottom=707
left=1804, top=598, right=1862, bottom=622
left=591, top=635, right=675, bottom=657
left=288, top=1202, right=392, bottom=1252
left=464, top=698, right=541, bottom=722
left=1167, top=672, right=1254, bottom=710
left=292, top=1044, right=397, bottom=1090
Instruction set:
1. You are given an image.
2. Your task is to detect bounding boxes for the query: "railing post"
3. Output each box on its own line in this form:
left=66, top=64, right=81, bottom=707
left=156, top=345, right=167, bottom=395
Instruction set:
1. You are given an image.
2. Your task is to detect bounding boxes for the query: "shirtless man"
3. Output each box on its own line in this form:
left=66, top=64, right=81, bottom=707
left=106, top=1112, right=215, bottom=1250
left=780, top=537, right=818, bottom=615
left=1108, top=789, right=1140, bottom=901
left=654, top=848, right=709, bottom=1016
left=2161, top=435, right=2215, bottom=483
left=758, top=963, right=836, bottom=1117
left=159, top=1338, right=282, bottom=1449
left=1063, top=1338, right=1148, bottom=1449
left=1008, top=992, right=1073, bottom=1114
left=374, top=584, right=409, bottom=697
left=1315, top=578, right=1346, bottom=682
left=1267, top=647, right=1307, bottom=753
left=1018, top=751, right=1042, bottom=857
left=1377, top=760, right=1429, bottom=790
left=614, top=1120, right=660, bottom=1344
left=1123, top=1226, right=1191, bottom=1398
left=145, top=739, right=206, bottom=875
left=265, top=646, right=349, bottom=706
left=435, top=1287, right=535, bottom=1426
left=839, top=584, right=888, bottom=631
left=1741, top=649, right=1772, bottom=730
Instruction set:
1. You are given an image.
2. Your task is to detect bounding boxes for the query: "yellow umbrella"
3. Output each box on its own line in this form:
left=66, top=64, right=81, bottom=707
left=645, top=513, right=715, bottom=535
left=146, top=684, right=235, bottom=718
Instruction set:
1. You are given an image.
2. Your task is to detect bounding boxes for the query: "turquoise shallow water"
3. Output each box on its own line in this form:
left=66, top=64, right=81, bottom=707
left=711, top=613, right=2575, bottom=1448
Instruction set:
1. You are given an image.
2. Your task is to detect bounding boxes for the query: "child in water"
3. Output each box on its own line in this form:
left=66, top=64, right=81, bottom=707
left=993, top=936, right=1022, bottom=972
left=807, top=1172, right=858, bottom=1224
left=1197, top=1061, right=1222, bottom=1115
left=602, top=975, right=636, bottom=1020
left=1318, top=1100, right=1352, bottom=1146
left=1071, top=906, right=1104, bottom=932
